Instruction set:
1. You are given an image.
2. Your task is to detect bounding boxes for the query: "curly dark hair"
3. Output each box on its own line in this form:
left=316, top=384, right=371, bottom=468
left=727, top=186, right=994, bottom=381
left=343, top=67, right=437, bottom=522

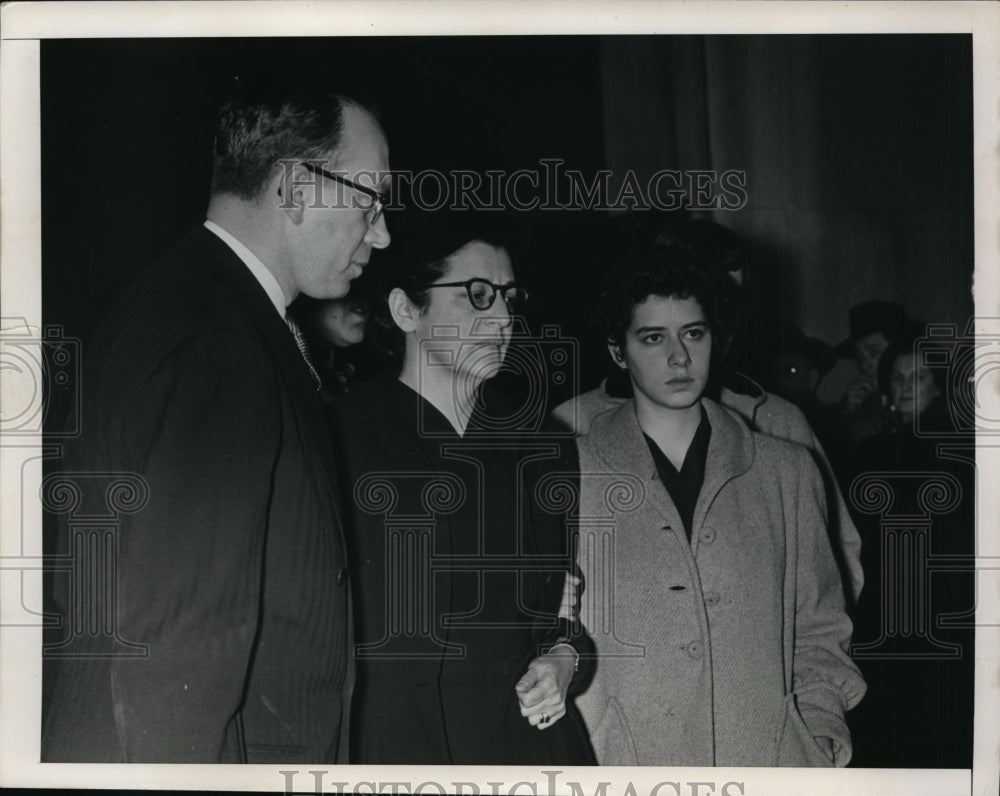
left=597, top=243, right=739, bottom=397
left=599, top=245, right=737, bottom=349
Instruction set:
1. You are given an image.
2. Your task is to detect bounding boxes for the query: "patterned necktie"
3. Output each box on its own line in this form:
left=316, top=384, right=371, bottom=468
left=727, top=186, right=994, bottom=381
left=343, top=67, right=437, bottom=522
left=285, top=314, right=322, bottom=390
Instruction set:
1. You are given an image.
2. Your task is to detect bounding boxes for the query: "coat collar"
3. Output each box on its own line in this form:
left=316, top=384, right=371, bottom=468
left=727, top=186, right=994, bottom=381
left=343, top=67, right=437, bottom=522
left=719, top=371, right=768, bottom=429
left=585, top=396, right=757, bottom=527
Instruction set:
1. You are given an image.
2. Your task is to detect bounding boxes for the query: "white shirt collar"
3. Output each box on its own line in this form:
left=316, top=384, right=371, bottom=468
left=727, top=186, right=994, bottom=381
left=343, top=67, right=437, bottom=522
left=204, top=219, right=287, bottom=318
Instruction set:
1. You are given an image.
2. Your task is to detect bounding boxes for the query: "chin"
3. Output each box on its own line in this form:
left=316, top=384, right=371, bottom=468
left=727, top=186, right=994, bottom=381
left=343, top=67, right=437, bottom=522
left=657, top=390, right=703, bottom=411
left=461, top=358, right=502, bottom=385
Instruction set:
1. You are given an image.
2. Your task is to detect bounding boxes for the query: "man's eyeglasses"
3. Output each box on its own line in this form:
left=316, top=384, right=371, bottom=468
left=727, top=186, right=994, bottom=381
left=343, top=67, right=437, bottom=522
left=302, top=162, right=388, bottom=224
left=417, top=279, right=529, bottom=312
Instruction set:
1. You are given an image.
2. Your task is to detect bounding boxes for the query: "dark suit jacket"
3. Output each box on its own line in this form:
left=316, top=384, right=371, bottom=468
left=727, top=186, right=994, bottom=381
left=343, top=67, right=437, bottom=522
left=42, top=226, right=353, bottom=763
left=331, top=372, right=595, bottom=765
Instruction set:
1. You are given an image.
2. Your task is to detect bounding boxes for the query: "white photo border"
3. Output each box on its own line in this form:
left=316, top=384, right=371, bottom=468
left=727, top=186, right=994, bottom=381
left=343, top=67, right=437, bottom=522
left=1, top=2, right=997, bottom=794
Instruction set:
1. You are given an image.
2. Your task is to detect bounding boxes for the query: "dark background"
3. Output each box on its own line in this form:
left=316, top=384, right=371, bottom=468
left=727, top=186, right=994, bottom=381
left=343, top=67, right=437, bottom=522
left=41, top=35, right=973, bottom=410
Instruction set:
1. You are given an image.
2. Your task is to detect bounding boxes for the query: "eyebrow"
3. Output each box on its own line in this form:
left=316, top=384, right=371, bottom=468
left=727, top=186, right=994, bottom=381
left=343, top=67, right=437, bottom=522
left=634, top=321, right=708, bottom=333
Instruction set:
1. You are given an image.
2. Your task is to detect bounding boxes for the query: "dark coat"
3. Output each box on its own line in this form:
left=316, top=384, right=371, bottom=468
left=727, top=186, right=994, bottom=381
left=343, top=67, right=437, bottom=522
left=42, top=226, right=353, bottom=763
left=846, top=403, right=975, bottom=767
left=331, top=372, right=595, bottom=765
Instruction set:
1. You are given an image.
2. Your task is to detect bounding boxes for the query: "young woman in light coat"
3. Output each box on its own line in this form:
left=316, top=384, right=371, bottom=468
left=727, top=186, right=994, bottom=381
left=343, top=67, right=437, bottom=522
left=573, top=248, right=866, bottom=766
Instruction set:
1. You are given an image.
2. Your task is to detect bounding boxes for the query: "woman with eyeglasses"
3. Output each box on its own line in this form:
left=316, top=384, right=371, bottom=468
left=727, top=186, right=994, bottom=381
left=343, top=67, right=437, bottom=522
left=330, top=216, right=595, bottom=765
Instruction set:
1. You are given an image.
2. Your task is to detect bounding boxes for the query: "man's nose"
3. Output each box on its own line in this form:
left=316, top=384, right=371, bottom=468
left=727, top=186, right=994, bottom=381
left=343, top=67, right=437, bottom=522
left=365, top=214, right=391, bottom=250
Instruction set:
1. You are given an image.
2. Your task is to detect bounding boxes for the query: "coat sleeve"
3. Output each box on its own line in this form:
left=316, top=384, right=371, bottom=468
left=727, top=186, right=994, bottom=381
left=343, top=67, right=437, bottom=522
left=798, top=421, right=864, bottom=609
left=790, top=446, right=867, bottom=766
left=535, top=435, right=596, bottom=695
left=105, top=324, right=282, bottom=762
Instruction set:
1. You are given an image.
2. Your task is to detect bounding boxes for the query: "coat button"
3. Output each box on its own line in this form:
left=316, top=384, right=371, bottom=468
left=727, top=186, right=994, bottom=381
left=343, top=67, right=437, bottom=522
left=687, top=640, right=704, bottom=659
left=704, top=591, right=720, bottom=607
left=337, top=567, right=348, bottom=586
left=700, top=527, right=716, bottom=544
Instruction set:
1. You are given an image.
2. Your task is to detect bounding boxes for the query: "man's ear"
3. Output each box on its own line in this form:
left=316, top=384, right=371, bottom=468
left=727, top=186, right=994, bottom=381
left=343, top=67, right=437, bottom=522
left=607, top=341, right=627, bottom=369
left=388, top=287, right=420, bottom=333
left=274, top=160, right=314, bottom=224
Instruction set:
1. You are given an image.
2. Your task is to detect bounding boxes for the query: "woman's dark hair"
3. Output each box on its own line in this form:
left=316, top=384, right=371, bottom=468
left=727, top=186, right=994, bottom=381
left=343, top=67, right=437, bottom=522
left=366, top=212, right=520, bottom=359
left=599, top=244, right=737, bottom=349
left=598, top=242, right=738, bottom=397
left=875, top=322, right=945, bottom=400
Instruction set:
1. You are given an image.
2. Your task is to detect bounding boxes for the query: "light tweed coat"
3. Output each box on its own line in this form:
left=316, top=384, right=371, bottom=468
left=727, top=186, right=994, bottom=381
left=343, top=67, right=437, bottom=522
left=574, top=398, right=865, bottom=766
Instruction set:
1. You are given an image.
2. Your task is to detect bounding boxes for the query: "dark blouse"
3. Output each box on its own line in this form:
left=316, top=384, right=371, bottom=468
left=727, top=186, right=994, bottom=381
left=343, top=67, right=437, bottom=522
left=642, top=407, right=711, bottom=540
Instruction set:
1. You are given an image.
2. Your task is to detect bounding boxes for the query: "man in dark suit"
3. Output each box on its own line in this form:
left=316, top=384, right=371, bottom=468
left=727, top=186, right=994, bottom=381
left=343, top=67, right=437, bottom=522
left=41, top=77, right=391, bottom=763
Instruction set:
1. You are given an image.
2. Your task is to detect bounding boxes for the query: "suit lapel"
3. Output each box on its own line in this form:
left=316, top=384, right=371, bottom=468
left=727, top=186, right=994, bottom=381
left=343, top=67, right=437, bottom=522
left=195, top=226, right=339, bottom=490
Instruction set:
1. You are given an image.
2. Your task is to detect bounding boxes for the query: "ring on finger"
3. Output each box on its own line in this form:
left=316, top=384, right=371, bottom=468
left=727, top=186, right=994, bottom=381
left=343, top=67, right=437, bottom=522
left=540, top=713, right=550, bottom=724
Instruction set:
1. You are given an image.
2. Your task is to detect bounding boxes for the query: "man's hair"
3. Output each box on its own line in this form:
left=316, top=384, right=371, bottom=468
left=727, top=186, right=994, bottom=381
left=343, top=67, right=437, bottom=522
left=599, top=244, right=736, bottom=351
left=210, top=76, right=374, bottom=200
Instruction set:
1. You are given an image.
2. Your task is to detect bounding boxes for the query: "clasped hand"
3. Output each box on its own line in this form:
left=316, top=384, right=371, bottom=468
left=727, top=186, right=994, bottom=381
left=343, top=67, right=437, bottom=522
left=514, top=650, right=575, bottom=730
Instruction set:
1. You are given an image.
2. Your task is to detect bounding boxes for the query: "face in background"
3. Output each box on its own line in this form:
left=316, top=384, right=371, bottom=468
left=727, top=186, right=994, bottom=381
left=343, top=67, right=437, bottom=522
left=316, top=298, right=370, bottom=348
left=612, top=295, right=712, bottom=415
left=406, top=241, right=515, bottom=389
left=777, top=351, right=820, bottom=405
left=890, top=351, right=940, bottom=422
left=287, top=103, right=391, bottom=300
left=854, top=331, right=890, bottom=380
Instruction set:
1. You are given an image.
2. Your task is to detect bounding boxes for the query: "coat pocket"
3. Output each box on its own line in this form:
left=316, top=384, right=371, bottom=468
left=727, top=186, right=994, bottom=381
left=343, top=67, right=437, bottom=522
left=590, top=696, right=640, bottom=766
left=774, top=693, right=835, bottom=767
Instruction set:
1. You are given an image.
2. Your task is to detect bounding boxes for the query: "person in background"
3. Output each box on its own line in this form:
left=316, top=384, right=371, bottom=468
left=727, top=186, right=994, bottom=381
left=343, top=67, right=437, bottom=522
left=552, top=214, right=864, bottom=608
left=42, top=76, right=391, bottom=763
left=331, top=216, right=595, bottom=765
left=846, top=326, right=975, bottom=767
left=293, top=270, right=378, bottom=400
left=831, top=299, right=910, bottom=456
left=572, top=242, right=865, bottom=766
left=763, top=323, right=838, bottom=457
